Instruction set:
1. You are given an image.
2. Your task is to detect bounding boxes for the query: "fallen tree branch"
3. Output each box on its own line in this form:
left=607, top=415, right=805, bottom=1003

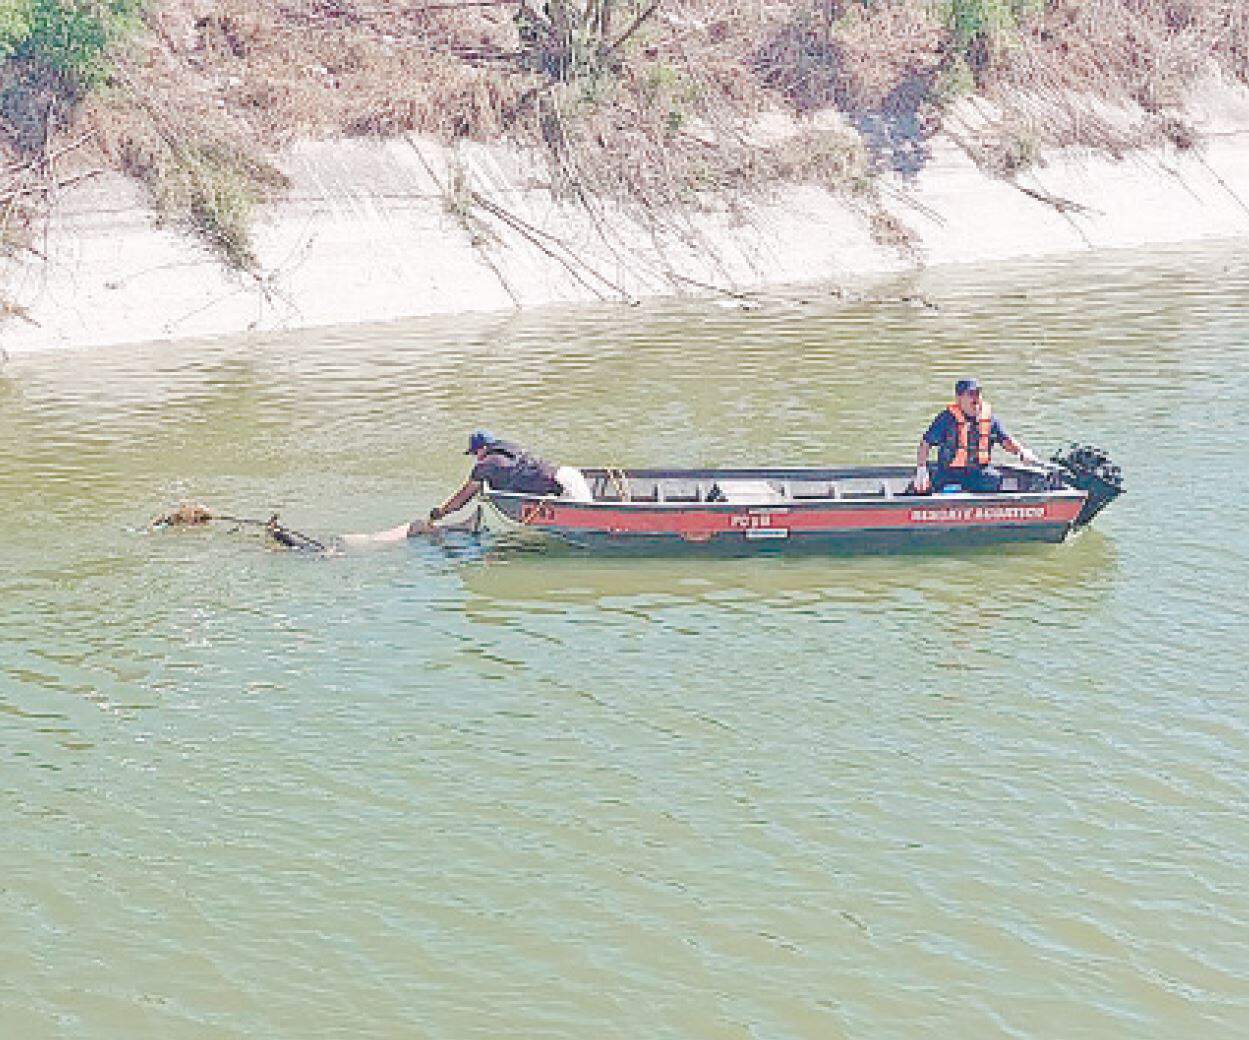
left=600, top=0, right=660, bottom=61
left=445, top=47, right=525, bottom=61
left=1195, top=151, right=1249, bottom=222
left=471, top=191, right=608, bottom=300
left=2, top=168, right=104, bottom=203
left=470, top=189, right=637, bottom=303
left=409, top=142, right=522, bottom=306
left=3, top=131, right=96, bottom=177
left=516, top=0, right=554, bottom=38
left=420, top=0, right=520, bottom=8
left=1008, top=179, right=1098, bottom=215
left=668, top=271, right=759, bottom=301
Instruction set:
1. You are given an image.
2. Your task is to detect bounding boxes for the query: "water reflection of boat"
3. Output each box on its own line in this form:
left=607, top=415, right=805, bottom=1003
left=456, top=527, right=1118, bottom=612
left=482, top=454, right=1122, bottom=554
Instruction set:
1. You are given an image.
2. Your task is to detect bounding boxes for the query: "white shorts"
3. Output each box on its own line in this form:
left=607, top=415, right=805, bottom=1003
left=555, top=466, right=594, bottom=502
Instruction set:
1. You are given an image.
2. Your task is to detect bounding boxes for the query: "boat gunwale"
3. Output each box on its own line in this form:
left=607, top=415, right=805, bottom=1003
left=486, top=469, right=1088, bottom=512
left=486, top=490, right=1087, bottom=510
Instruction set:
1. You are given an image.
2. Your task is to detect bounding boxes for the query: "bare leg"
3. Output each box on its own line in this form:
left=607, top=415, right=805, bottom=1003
left=341, top=522, right=412, bottom=545
left=342, top=507, right=483, bottom=545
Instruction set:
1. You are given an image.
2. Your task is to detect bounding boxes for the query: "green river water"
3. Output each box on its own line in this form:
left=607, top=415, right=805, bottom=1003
left=2, top=244, right=1247, bottom=1038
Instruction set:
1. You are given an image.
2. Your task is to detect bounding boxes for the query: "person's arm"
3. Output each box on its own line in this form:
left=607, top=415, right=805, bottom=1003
left=341, top=477, right=483, bottom=545
left=915, top=438, right=932, bottom=492
left=915, top=411, right=948, bottom=493
left=1001, top=434, right=1041, bottom=466
left=429, top=478, right=483, bottom=521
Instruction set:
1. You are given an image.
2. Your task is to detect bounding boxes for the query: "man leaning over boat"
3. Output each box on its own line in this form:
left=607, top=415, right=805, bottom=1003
left=915, top=379, right=1041, bottom=494
left=343, top=431, right=592, bottom=544
left=424, top=431, right=592, bottom=530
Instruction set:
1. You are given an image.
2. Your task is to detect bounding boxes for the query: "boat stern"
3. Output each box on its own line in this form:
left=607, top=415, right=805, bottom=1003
left=1051, top=445, right=1125, bottom=529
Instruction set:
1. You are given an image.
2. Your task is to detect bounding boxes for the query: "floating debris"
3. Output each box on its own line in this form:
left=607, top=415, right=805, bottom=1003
left=149, top=502, right=215, bottom=528
left=149, top=502, right=327, bottom=552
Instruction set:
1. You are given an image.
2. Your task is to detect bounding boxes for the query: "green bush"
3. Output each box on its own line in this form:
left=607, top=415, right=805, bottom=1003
left=945, top=0, right=1044, bottom=56
left=1, top=2, right=34, bottom=60
left=2, top=0, right=144, bottom=88
left=933, top=53, right=976, bottom=106
left=147, top=140, right=289, bottom=270
left=947, top=0, right=1010, bottom=52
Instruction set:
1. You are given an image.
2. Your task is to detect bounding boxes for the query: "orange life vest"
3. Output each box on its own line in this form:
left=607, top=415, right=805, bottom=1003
left=947, top=400, right=993, bottom=468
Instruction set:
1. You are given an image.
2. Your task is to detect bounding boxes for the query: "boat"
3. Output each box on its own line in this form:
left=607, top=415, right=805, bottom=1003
left=482, top=445, right=1123, bottom=552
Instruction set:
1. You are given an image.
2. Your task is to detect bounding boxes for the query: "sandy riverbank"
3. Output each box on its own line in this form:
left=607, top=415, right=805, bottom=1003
left=4, top=83, right=1249, bottom=356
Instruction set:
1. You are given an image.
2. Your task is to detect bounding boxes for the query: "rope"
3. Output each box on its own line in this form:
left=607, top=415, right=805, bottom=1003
left=605, top=466, right=631, bottom=502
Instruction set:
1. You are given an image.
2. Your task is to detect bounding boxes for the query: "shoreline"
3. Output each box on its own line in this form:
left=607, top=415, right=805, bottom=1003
left=4, top=86, right=1249, bottom=356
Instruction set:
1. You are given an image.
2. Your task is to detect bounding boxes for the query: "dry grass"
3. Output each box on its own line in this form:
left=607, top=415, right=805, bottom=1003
left=4, top=0, right=1249, bottom=267
left=995, top=1, right=1248, bottom=106
left=959, top=0, right=1249, bottom=170
left=756, top=1, right=944, bottom=115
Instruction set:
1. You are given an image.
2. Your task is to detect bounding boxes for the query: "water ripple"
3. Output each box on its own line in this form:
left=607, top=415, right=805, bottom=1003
left=3, top=243, right=1249, bottom=1037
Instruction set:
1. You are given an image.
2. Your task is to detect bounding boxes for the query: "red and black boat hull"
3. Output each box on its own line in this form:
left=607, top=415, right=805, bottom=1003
left=486, top=465, right=1091, bottom=553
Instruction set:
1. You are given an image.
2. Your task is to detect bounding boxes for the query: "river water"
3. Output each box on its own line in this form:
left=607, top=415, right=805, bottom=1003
left=3, top=244, right=1248, bottom=1038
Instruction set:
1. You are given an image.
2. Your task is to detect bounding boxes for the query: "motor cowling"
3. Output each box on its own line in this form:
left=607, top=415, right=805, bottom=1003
left=1051, top=443, right=1124, bottom=529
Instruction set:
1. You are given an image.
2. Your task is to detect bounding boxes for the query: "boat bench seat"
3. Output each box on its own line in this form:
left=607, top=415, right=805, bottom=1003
left=713, top=480, right=787, bottom=505
left=839, top=481, right=894, bottom=499
left=662, top=481, right=703, bottom=503
left=791, top=482, right=835, bottom=500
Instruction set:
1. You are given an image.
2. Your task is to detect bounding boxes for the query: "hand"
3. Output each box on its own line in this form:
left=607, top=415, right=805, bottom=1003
left=914, top=465, right=931, bottom=493
left=428, top=506, right=444, bottom=522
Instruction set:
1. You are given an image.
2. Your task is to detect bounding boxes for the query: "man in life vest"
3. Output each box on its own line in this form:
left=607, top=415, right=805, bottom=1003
left=914, top=379, right=1041, bottom=494
left=425, top=430, right=593, bottom=526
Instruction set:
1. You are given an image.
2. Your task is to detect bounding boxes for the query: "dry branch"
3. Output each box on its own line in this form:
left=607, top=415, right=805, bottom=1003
left=470, top=189, right=635, bottom=302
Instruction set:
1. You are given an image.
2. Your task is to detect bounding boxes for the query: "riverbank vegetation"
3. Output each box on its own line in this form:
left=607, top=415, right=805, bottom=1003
left=3, top=1, right=1248, bottom=270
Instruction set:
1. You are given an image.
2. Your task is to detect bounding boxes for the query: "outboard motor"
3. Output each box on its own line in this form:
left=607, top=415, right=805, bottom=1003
left=1051, top=444, right=1124, bottom=529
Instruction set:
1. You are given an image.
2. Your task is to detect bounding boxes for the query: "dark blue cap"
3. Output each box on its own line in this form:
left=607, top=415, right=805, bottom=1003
left=465, top=430, right=495, bottom=454
left=955, top=378, right=981, bottom=395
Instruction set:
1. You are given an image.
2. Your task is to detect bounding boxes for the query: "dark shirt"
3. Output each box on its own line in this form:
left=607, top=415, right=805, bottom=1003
left=470, top=446, right=561, bottom=495
left=923, top=408, right=1009, bottom=469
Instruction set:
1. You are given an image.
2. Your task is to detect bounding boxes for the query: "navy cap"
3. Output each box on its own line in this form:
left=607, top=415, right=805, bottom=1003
left=465, top=430, right=495, bottom=454
left=954, top=378, right=981, bottom=395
